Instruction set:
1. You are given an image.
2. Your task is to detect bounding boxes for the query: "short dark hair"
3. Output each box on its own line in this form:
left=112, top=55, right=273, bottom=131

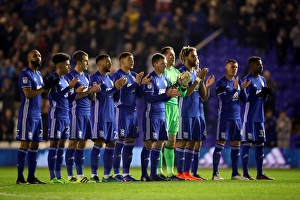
left=248, top=56, right=261, bottom=67
left=52, top=52, right=70, bottom=64
left=161, top=46, right=173, bottom=55
left=72, top=50, right=88, bottom=66
left=118, top=52, right=132, bottom=61
left=225, top=59, right=237, bottom=65
left=151, top=53, right=165, bottom=66
left=95, top=54, right=110, bottom=64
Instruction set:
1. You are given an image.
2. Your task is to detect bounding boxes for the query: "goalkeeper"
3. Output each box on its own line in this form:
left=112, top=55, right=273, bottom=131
left=157, top=46, right=189, bottom=181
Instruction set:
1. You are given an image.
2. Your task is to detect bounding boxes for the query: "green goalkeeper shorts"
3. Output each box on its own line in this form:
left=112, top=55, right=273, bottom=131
left=165, top=103, right=179, bottom=135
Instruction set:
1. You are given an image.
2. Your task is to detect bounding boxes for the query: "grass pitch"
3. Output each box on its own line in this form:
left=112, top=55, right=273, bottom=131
left=0, top=167, right=299, bottom=200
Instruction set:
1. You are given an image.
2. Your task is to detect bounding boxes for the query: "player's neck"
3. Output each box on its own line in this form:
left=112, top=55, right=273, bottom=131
left=166, top=64, right=173, bottom=70
left=74, top=66, right=83, bottom=75
left=121, top=67, right=130, bottom=74
left=225, top=74, right=234, bottom=81
left=29, top=65, right=38, bottom=73
left=154, top=70, right=162, bottom=76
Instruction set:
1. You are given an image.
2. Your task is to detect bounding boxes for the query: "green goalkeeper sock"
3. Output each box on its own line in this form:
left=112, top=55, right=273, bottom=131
left=164, top=146, right=175, bottom=176
left=157, top=150, right=164, bottom=175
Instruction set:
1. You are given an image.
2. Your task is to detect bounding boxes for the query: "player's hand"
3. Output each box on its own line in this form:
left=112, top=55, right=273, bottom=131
left=75, top=85, right=87, bottom=93
left=197, top=68, right=209, bottom=80
left=206, top=75, right=215, bottom=87
left=261, top=85, right=275, bottom=96
left=233, top=76, right=239, bottom=89
left=166, top=88, right=180, bottom=97
left=115, top=77, right=127, bottom=89
left=141, top=74, right=152, bottom=85
left=68, top=78, right=79, bottom=89
left=136, top=72, right=144, bottom=84
left=88, top=84, right=101, bottom=93
left=241, top=79, right=251, bottom=90
left=43, top=74, right=60, bottom=90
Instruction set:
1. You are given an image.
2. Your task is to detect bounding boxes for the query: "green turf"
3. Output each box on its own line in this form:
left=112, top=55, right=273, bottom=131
left=0, top=167, right=299, bottom=200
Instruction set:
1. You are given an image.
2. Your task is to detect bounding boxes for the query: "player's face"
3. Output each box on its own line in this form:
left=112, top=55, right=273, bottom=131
left=79, top=55, right=89, bottom=72
left=187, top=50, right=198, bottom=68
left=59, top=60, right=71, bottom=75
left=226, top=62, right=238, bottom=77
left=102, top=57, right=112, bottom=73
left=29, top=50, right=42, bottom=68
left=154, top=58, right=167, bottom=74
left=165, top=49, right=175, bottom=66
left=195, top=59, right=200, bottom=70
left=123, top=55, right=134, bottom=70
left=253, top=60, right=263, bottom=74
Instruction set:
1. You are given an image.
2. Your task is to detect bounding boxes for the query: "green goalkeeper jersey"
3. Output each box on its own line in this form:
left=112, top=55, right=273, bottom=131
left=164, top=67, right=186, bottom=105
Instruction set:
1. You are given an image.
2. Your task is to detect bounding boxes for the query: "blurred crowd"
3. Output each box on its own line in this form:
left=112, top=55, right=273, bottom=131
left=0, top=0, right=299, bottom=146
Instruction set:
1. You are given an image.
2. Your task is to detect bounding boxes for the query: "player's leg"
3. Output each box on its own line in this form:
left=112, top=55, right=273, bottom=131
left=241, top=121, right=254, bottom=180
left=254, top=123, right=274, bottom=180
left=90, top=139, right=104, bottom=183
left=56, top=139, right=67, bottom=182
left=27, top=119, right=45, bottom=184
left=140, top=140, right=153, bottom=181
left=65, top=139, right=77, bottom=181
left=192, top=118, right=207, bottom=180
left=48, top=140, right=59, bottom=182
left=113, top=109, right=126, bottom=177
left=150, top=119, right=169, bottom=181
left=212, top=140, right=225, bottom=180
left=102, top=122, right=121, bottom=182
left=113, top=139, right=124, bottom=178
left=16, top=140, right=30, bottom=184
left=122, top=137, right=137, bottom=181
left=75, top=139, right=86, bottom=179
left=163, top=103, right=178, bottom=178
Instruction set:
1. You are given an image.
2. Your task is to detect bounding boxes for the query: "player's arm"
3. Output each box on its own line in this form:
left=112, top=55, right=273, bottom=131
left=22, top=87, right=47, bottom=99
left=215, top=80, right=237, bottom=104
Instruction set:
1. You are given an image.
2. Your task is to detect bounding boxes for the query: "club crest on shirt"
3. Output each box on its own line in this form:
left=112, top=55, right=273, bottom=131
left=147, top=82, right=152, bottom=89
left=23, top=77, right=28, bottom=84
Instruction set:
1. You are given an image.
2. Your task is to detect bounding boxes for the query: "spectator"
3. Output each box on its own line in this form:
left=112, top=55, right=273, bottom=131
left=290, top=21, right=300, bottom=66
left=262, top=70, right=276, bottom=113
left=276, top=111, right=292, bottom=149
left=0, top=108, right=15, bottom=143
left=264, top=110, right=277, bottom=148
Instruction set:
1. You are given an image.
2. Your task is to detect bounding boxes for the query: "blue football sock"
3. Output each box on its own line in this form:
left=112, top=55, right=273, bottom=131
left=241, top=143, right=251, bottom=176
left=231, top=145, right=240, bottom=176
left=75, top=149, right=84, bottom=176
left=90, top=145, right=101, bottom=175
left=213, top=144, right=224, bottom=175
left=175, top=147, right=185, bottom=173
left=17, top=148, right=27, bottom=177
left=103, top=147, right=114, bottom=176
left=255, top=144, right=264, bottom=176
left=27, top=148, right=38, bottom=177
left=150, top=148, right=161, bottom=177
left=191, top=149, right=200, bottom=175
left=113, top=140, right=124, bottom=175
left=183, top=148, right=194, bottom=173
left=122, top=142, right=134, bottom=174
left=48, top=146, right=58, bottom=180
left=140, top=147, right=151, bottom=177
left=65, top=148, right=75, bottom=177
left=55, top=147, right=64, bottom=179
